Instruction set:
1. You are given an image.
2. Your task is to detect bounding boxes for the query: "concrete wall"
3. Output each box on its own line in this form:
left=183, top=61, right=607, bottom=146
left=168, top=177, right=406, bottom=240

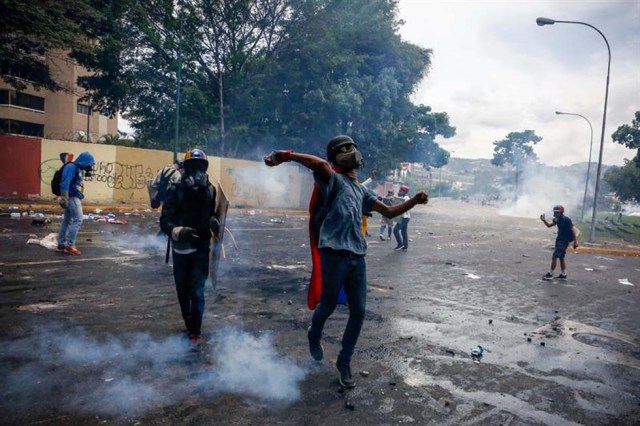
left=1, top=134, right=306, bottom=209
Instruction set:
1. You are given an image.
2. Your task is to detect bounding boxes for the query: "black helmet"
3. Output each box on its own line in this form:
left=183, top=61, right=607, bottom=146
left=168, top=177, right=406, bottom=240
left=184, top=148, right=208, bottom=169
left=326, top=135, right=357, bottom=163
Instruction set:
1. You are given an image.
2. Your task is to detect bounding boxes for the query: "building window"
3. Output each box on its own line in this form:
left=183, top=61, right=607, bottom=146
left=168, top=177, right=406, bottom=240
left=0, top=119, right=45, bottom=137
left=77, top=102, right=91, bottom=115
left=0, top=89, right=45, bottom=111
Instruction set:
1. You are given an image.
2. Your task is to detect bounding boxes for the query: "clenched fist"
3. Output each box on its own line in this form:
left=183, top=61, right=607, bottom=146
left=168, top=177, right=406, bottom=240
left=413, top=191, right=429, bottom=205
left=264, top=150, right=293, bottom=167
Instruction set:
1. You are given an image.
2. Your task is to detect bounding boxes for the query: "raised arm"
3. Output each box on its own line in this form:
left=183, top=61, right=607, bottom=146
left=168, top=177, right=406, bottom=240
left=539, top=213, right=556, bottom=228
left=371, top=192, right=428, bottom=218
left=264, top=150, right=332, bottom=182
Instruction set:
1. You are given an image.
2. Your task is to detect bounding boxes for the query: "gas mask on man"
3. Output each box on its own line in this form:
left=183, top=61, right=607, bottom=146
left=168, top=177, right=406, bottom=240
left=183, top=163, right=208, bottom=188
left=84, top=164, right=95, bottom=178
left=334, top=144, right=364, bottom=170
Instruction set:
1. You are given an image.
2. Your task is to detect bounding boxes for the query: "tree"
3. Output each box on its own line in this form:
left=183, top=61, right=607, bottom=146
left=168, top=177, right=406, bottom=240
left=0, top=0, right=101, bottom=92
left=604, top=160, right=640, bottom=203
left=491, top=130, right=542, bottom=195
left=611, top=111, right=640, bottom=167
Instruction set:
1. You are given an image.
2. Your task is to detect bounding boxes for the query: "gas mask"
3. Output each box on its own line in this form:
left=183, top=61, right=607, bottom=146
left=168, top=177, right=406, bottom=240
left=84, top=165, right=95, bottom=178
left=334, top=146, right=364, bottom=170
left=183, top=163, right=208, bottom=188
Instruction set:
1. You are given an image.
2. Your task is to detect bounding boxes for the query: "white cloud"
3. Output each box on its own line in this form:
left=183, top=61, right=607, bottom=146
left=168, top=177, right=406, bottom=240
left=399, top=0, right=640, bottom=166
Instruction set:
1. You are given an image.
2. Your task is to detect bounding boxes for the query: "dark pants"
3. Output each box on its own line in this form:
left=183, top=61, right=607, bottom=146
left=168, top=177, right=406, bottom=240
left=394, top=217, right=410, bottom=248
left=309, top=248, right=367, bottom=365
left=172, top=248, right=209, bottom=336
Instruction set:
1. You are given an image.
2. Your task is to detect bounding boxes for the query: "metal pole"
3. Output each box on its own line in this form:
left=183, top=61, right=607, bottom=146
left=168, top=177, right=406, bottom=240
left=173, top=14, right=184, bottom=162
left=555, top=112, right=594, bottom=221
left=538, top=19, right=611, bottom=243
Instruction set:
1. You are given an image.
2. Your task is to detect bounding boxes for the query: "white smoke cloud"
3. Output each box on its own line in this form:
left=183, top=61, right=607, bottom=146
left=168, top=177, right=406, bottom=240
left=1, top=325, right=306, bottom=420
left=498, top=161, right=589, bottom=220
left=196, top=328, right=306, bottom=403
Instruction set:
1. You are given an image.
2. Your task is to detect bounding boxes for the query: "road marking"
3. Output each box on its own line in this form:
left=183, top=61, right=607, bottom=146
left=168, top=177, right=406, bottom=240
left=4, top=254, right=153, bottom=267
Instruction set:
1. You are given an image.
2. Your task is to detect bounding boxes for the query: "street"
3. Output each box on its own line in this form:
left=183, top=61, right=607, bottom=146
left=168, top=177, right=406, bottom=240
left=1, top=199, right=639, bottom=425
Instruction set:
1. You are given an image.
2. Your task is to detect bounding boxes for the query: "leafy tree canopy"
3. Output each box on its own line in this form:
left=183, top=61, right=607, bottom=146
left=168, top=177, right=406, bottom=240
left=491, top=130, right=541, bottom=168
left=604, top=159, right=640, bottom=203
left=611, top=111, right=640, bottom=167
left=0, top=0, right=101, bottom=92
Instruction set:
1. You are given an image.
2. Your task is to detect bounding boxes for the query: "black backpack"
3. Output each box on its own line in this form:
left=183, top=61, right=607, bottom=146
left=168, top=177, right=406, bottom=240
left=51, top=163, right=76, bottom=196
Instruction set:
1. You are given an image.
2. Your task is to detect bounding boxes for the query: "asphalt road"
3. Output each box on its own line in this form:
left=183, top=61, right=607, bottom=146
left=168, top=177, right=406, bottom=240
left=1, top=199, right=638, bottom=425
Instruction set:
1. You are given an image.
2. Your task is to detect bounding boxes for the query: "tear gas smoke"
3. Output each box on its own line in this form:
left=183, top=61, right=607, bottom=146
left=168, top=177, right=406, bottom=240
left=498, top=161, right=589, bottom=219
left=1, top=325, right=306, bottom=419
left=195, top=328, right=306, bottom=403
left=108, top=226, right=167, bottom=254
left=233, top=165, right=291, bottom=208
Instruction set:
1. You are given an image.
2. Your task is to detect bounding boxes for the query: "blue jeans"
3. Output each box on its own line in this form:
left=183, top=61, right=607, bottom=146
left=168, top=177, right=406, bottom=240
left=309, top=248, right=367, bottom=365
left=172, top=249, right=209, bottom=336
left=58, top=197, right=83, bottom=247
left=394, top=217, right=410, bottom=248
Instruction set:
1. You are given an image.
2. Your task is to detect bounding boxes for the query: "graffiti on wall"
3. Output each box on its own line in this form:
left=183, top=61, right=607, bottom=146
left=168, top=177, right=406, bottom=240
left=39, top=158, right=155, bottom=190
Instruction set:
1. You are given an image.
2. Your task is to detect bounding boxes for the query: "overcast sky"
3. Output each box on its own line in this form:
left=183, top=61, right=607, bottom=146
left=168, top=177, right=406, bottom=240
left=398, top=0, right=639, bottom=166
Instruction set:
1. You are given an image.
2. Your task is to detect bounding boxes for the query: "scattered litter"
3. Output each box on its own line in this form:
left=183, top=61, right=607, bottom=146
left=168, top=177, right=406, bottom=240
left=445, top=261, right=456, bottom=266
left=360, top=371, right=370, bottom=377
left=464, top=273, right=481, bottom=280
left=26, top=233, right=58, bottom=250
left=10, top=212, right=21, bottom=219
left=2, top=228, right=12, bottom=233
left=287, top=300, right=293, bottom=305
left=527, top=337, right=532, bottom=342
left=445, top=349, right=456, bottom=357
left=389, top=381, right=397, bottom=386
left=248, top=210, right=256, bottom=216
left=399, top=335, right=413, bottom=340
left=488, top=319, right=493, bottom=325
left=269, top=218, right=285, bottom=224
left=471, top=345, right=484, bottom=363
left=345, top=401, right=355, bottom=411
left=120, top=250, right=139, bottom=255
left=522, top=254, right=530, bottom=258
left=105, top=378, right=114, bottom=382
left=444, top=400, right=450, bottom=407
left=584, top=268, right=594, bottom=271
left=93, top=208, right=103, bottom=214
left=618, top=278, right=634, bottom=286
left=540, top=342, right=546, bottom=347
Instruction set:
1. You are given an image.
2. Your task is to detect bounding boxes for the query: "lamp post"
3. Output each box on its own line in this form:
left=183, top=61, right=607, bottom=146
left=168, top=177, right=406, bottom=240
left=555, top=111, right=594, bottom=222
left=537, top=17, right=611, bottom=243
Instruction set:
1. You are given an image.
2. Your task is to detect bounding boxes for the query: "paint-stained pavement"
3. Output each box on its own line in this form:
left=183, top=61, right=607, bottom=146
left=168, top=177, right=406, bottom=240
left=1, top=199, right=639, bottom=425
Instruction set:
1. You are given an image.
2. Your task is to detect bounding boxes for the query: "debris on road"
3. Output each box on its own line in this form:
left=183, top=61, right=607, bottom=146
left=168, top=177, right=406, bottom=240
left=471, top=345, right=484, bottom=363
left=488, top=319, right=493, bottom=325
left=360, top=370, right=370, bottom=377
left=345, top=401, right=355, bottom=411
left=464, top=273, right=481, bottom=279
left=26, top=233, right=58, bottom=250
left=618, top=278, right=634, bottom=286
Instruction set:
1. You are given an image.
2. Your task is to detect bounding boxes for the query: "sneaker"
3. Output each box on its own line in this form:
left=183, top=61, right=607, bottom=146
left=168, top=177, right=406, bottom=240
left=336, top=361, right=355, bottom=388
left=542, top=272, right=554, bottom=281
left=394, top=246, right=407, bottom=251
left=557, top=273, right=567, bottom=281
left=56, top=244, right=66, bottom=252
left=64, top=246, right=81, bottom=255
left=307, top=327, right=324, bottom=361
left=379, top=234, right=385, bottom=241
left=188, top=334, right=201, bottom=348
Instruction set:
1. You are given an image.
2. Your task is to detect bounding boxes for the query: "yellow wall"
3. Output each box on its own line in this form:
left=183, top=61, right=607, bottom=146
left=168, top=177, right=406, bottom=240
left=32, top=137, right=305, bottom=208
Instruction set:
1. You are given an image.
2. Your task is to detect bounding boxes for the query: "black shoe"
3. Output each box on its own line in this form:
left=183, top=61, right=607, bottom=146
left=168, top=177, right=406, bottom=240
left=394, top=245, right=403, bottom=250
left=336, top=361, right=355, bottom=388
left=307, top=327, right=324, bottom=361
left=379, top=234, right=385, bottom=241
left=557, top=273, right=567, bottom=281
left=542, top=272, right=553, bottom=281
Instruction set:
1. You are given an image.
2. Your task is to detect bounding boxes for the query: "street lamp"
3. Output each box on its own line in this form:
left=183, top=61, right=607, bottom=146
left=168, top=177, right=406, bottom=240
left=555, top=111, right=594, bottom=222
left=537, top=17, right=611, bottom=243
